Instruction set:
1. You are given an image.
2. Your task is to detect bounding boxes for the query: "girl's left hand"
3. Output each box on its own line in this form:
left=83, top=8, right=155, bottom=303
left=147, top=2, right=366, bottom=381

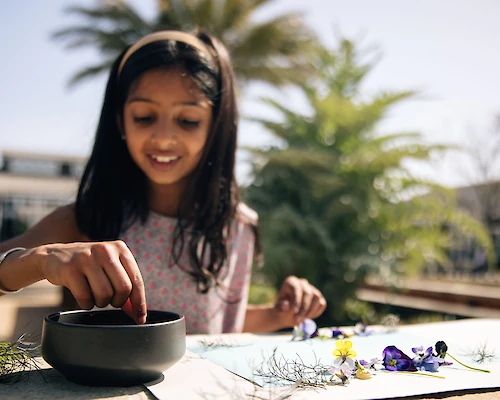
left=274, top=275, right=327, bottom=327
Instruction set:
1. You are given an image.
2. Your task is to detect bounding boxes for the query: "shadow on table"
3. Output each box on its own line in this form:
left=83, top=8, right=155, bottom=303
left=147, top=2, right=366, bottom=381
left=399, top=387, right=500, bottom=399
left=0, top=367, right=155, bottom=399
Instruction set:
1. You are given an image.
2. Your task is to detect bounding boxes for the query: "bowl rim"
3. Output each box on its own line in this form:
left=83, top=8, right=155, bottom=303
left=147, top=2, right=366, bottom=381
left=44, top=309, right=185, bottom=329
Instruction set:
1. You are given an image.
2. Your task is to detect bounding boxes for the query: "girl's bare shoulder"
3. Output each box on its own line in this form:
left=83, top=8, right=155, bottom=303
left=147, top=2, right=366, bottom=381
left=42, top=204, right=87, bottom=242
left=0, top=203, right=87, bottom=251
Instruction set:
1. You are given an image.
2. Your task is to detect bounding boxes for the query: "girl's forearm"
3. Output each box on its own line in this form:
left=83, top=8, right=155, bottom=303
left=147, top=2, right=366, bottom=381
left=0, top=247, right=46, bottom=295
left=243, top=304, right=286, bottom=333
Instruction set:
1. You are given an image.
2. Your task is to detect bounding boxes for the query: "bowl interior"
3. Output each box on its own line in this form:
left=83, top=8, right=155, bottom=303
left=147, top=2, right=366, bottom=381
left=47, top=309, right=182, bottom=326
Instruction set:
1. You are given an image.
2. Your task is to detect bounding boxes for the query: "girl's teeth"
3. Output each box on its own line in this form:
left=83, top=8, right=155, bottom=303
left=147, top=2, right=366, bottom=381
left=152, top=155, right=179, bottom=163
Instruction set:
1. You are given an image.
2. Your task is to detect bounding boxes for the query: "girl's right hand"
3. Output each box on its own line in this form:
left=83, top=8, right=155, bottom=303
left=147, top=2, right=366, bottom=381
left=38, top=240, right=147, bottom=324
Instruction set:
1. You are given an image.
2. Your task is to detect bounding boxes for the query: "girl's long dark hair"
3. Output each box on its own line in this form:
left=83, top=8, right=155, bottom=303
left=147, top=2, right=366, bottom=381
left=76, top=32, right=242, bottom=292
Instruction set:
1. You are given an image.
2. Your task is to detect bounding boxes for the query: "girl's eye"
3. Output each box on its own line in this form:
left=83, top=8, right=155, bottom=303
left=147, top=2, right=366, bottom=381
left=133, top=115, right=155, bottom=124
left=179, top=118, right=200, bottom=129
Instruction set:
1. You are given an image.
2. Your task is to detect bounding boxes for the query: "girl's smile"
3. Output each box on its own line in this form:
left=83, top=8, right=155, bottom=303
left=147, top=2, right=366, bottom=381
left=148, top=153, right=182, bottom=170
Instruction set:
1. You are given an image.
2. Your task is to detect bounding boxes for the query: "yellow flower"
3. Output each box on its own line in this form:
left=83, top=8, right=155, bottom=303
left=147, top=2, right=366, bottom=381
left=333, top=340, right=357, bottom=359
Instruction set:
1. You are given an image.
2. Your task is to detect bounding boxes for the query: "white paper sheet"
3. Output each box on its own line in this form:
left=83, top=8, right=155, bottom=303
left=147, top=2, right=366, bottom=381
left=146, top=319, right=500, bottom=400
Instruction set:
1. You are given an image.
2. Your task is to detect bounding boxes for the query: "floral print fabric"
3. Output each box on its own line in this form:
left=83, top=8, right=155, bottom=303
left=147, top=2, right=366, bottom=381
left=121, top=211, right=254, bottom=334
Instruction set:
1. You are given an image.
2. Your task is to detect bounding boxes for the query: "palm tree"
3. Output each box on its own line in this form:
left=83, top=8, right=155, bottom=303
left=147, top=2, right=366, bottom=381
left=244, top=39, right=494, bottom=325
left=52, top=0, right=315, bottom=87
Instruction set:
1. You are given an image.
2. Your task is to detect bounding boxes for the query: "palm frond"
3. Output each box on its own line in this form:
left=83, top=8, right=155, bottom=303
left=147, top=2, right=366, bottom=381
left=67, top=63, right=114, bottom=87
left=54, top=0, right=315, bottom=88
left=52, top=26, right=138, bottom=51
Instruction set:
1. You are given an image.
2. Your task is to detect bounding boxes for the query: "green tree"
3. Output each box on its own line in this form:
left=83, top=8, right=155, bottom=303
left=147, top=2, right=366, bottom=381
left=244, top=39, right=494, bottom=325
left=52, top=0, right=314, bottom=87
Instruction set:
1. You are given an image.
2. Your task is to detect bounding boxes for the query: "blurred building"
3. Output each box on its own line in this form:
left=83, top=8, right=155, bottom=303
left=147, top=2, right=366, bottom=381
left=0, top=150, right=86, bottom=240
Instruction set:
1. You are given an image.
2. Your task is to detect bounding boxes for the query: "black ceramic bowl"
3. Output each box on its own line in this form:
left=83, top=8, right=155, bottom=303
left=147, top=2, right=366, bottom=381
left=41, top=309, right=185, bottom=387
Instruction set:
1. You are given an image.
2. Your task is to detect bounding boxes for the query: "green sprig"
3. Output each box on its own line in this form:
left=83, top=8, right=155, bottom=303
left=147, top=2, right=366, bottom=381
left=0, top=335, right=40, bottom=383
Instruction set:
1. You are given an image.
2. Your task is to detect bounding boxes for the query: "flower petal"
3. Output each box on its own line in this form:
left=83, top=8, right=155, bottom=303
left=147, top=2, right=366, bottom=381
left=345, top=357, right=355, bottom=369
left=356, top=369, right=372, bottom=380
left=344, top=340, right=353, bottom=351
left=383, top=346, right=417, bottom=372
left=301, top=319, right=317, bottom=336
left=333, top=357, right=344, bottom=367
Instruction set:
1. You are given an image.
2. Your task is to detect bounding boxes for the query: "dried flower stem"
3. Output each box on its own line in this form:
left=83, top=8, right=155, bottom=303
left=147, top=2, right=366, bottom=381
left=380, top=370, right=445, bottom=379
left=446, top=353, right=490, bottom=373
left=254, top=348, right=331, bottom=389
left=198, top=337, right=246, bottom=350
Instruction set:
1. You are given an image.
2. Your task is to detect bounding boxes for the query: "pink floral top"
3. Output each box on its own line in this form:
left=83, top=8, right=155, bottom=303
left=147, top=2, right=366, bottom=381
left=120, top=206, right=256, bottom=334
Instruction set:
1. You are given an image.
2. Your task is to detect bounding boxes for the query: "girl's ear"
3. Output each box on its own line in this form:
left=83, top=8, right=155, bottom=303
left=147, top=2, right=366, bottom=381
left=116, top=115, right=125, bottom=140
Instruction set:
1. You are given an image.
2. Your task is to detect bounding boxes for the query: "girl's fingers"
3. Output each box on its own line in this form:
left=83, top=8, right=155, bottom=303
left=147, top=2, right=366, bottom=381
left=307, top=293, right=327, bottom=319
left=121, top=298, right=135, bottom=321
left=119, top=251, right=147, bottom=324
left=297, top=288, right=313, bottom=322
left=42, top=242, right=144, bottom=320
left=280, top=277, right=302, bottom=313
left=84, top=240, right=146, bottom=323
left=305, top=294, right=321, bottom=319
left=101, top=256, right=134, bottom=309
left=84, top=265, right=114, bottom=308
left=65, top=274, right=94, bottom=310
left=317, top=295, right=327, bottom=316
left=275, top=277, right=327, bottom=328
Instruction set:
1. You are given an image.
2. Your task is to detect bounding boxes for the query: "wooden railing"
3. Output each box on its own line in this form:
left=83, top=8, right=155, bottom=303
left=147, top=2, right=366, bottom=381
left=356, top=274, right=500, bottom=318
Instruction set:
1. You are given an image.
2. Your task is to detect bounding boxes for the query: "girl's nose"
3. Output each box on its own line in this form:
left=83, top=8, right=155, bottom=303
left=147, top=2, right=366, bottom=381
left=151, top=117, right=177, bottom=145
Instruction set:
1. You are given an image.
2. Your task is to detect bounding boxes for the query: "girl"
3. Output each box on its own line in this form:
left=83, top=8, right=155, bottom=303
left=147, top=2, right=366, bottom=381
left=0, top=30, right=326, bottom=334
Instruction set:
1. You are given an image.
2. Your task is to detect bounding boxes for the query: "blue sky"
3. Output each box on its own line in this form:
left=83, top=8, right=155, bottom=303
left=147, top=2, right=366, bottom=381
left=1, top=0, right=499, bottom=186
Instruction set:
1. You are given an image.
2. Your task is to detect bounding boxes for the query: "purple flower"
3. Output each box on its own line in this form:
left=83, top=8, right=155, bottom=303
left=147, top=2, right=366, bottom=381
left=301, top=319, right=317, bottom=336
left=434, top=341, right=448, bottom=358
left=382, top=346, right=417, bottom=372
left=292, top=319, right=317, bottom=340
left=412, top=346, right=434, bottom=364
left=359, top=357, right=382, bottom=370
left=412, top=346, right=446, bottom=372
left=354, top=322, right=373, bottom=336
left=331, top=328, right=344, bottom=338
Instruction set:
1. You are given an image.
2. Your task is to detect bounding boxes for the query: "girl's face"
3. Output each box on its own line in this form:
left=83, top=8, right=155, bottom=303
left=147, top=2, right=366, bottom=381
left=122, top=67, right=213, bottom=196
